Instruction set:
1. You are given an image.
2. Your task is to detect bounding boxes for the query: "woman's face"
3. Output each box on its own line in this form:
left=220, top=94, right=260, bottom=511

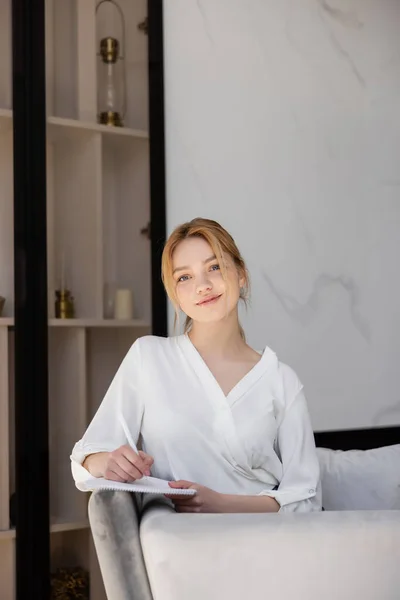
left=172, top=237, right=244, bottom=324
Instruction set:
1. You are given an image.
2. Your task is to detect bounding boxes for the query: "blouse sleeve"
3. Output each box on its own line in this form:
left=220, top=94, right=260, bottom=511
left=258, top=386, right=322, bottom=512
left=70, top=338, right=145, bottom=491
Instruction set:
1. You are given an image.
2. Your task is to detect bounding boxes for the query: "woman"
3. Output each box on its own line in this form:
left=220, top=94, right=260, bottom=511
left=71, top=218, right=321, bottom=513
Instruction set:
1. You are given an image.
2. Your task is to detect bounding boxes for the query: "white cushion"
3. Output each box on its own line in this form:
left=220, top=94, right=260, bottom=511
left=317, top=445, right=400, bottom=511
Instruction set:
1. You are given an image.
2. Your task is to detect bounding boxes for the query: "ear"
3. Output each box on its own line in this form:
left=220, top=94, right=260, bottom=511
left=238, top=269, right=246, bottom=289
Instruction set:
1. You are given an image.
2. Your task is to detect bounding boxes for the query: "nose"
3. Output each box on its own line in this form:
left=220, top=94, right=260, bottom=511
left=196, top=277, right=212, bottom=295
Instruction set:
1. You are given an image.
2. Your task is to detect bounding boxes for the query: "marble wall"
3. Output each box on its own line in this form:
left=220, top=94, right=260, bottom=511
left=163, top=0, right=400, bottom=431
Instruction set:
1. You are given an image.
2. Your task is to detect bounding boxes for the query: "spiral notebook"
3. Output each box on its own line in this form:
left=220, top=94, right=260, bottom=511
left=81, top=475, right=197, bottom=495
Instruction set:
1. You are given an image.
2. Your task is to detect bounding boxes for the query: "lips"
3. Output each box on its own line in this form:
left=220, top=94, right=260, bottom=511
left=196, top=294, right=222, bottom=306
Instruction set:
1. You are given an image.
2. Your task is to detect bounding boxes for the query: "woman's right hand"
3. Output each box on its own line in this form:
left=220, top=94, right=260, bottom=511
left=103, top=445, right=154, bottom=482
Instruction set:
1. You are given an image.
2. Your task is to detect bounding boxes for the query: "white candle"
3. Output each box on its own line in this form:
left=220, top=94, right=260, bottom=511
left=61, top=252, right=65, bottom=291
left=114, top=289, right=133, bottom=320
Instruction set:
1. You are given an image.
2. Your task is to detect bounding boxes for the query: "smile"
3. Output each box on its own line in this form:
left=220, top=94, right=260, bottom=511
left=196, top=294, right=222, bottom=306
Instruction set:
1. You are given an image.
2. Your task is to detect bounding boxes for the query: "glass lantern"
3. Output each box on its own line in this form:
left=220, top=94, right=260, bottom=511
left=96, top=0, right=126, bottom=127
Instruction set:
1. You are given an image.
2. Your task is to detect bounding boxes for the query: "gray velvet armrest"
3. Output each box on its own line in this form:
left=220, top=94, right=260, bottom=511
left=88, top=490, right=154, bottom=600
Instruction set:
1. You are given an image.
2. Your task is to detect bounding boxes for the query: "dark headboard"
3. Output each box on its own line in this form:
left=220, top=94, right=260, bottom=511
left=314, top=425, right=400, bottom=451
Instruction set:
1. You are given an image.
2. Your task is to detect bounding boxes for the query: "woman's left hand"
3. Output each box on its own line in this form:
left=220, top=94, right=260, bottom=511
left=165, top=480, right=224, bottom=513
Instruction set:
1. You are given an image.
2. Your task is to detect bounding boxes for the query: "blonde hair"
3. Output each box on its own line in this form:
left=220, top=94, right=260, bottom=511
left=161, top=217, right=250, bottom=339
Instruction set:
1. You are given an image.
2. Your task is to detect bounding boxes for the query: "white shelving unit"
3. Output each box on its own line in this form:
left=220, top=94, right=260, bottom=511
left=0, top=1, right=151, bottom=598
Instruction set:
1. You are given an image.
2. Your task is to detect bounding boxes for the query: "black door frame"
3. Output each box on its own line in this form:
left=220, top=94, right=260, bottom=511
left=12, top=0, right=50, bottom=598
left=148, top=0, right=168, bottom=337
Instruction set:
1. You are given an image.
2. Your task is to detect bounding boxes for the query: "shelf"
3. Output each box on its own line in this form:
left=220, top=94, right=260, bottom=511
left=0, top=530, right=13, bottom=541
left=0, top=319, right=13, bottom=327
left=49, top=318, right=150, bottom=328
left=0, top=110, right=148, bottom=141
left=50, top=518, right=89, bottom=534
left=51, top=116, right=148, bottom=139
left=1, top=318, right=150, bottom=328
left=0, top=109, right=11, bottom=132
left=0, top=519, right=90, bottom=541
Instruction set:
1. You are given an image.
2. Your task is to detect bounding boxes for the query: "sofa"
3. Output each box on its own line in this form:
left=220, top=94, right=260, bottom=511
left=88, top=444, right=400, bottom=600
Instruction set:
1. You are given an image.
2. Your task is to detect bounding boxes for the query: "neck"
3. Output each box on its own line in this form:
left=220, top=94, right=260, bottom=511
left=187, top=311, right=245, bottom=357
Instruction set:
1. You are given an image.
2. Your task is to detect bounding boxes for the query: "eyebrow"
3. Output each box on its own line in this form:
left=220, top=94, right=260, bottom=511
left=172, top=254, right=217, bottom=275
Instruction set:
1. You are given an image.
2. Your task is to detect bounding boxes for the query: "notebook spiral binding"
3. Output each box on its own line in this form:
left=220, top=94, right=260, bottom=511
left=83, top=476, right=197, bottom=495
left=90, top=485, right=195, bottom=495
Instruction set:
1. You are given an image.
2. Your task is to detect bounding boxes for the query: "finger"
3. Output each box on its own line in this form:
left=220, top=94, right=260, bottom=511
left=138, top=451, right=154, bottom=468
left=113, top=455, right=144, bottom=481
left=168, top=480, right=193, bottom=489
left=104, top=465, right=130, bottom=482
left=138, top=451, right=154, bottom=475
left=165, top=494, right=196, bottom=501
left=171, top=498, right=198, bottom=506
left=120, top=446, right=150, bottom=476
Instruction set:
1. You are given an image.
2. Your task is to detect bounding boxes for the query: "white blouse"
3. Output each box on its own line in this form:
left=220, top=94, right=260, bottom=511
left=71, top=334, right=322, bottom=512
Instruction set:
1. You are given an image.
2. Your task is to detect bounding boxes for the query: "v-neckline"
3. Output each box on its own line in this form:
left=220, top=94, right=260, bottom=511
left=178, top=333, right=273, bottom=406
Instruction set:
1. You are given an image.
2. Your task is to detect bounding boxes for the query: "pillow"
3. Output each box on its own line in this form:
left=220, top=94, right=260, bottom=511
left=316, top=444, right=400, bottom=511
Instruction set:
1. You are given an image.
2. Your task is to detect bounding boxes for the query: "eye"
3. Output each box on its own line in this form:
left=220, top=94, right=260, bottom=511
left=177, top=274, right=190, bottom=283
left=210, top=264, right=220, bottom=272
